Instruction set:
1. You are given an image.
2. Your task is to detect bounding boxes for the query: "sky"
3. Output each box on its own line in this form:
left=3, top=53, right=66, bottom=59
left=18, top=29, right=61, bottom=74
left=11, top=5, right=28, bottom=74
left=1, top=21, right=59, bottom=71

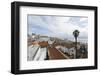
left=27, top=15, right=88, bottom=43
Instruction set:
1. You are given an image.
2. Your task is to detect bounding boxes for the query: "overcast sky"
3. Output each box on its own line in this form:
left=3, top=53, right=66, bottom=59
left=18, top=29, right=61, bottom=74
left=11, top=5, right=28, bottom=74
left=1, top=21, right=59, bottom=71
left=27, top=15, right=88, bottom=43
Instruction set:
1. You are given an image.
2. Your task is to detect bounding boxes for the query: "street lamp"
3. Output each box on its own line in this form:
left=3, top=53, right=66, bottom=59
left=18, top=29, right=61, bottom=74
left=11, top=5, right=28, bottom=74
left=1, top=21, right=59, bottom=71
left=73, top=30, right=80, bottom=58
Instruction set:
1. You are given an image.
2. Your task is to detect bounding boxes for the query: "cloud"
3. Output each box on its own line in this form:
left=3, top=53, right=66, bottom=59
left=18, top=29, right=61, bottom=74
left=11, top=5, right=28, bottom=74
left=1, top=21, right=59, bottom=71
left=28, top=15, right=88, bottom=42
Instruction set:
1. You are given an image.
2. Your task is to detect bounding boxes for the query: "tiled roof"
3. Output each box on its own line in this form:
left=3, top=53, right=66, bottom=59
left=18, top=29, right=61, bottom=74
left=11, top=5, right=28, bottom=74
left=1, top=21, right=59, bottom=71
left=32, top=41, right=49, bottom=47
left=38, top=41, right=49, bottom=47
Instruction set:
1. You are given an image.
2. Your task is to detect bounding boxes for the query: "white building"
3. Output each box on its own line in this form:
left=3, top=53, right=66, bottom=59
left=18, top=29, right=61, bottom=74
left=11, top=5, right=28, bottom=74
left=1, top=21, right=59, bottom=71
left=56, top=46, right=76, bottom=58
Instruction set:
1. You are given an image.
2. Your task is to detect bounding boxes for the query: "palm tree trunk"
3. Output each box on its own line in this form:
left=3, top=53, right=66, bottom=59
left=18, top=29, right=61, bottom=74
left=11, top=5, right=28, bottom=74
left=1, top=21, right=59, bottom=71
left=75, top=38, right=77, bottom=58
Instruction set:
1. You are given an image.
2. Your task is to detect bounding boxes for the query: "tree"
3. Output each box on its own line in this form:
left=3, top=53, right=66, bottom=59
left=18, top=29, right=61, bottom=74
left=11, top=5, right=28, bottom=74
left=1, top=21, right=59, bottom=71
left=73, top=30, right=80, bottom=58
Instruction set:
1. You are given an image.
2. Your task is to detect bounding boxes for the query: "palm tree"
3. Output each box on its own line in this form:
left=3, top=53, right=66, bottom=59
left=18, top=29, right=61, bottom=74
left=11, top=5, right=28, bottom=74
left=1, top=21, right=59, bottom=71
left=73, top=30, right=80, bottom=58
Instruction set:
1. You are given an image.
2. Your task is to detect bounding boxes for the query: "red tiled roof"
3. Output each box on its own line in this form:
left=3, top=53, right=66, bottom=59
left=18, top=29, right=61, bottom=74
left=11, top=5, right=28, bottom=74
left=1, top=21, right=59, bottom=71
left=32, top=41, right=49, bottom=47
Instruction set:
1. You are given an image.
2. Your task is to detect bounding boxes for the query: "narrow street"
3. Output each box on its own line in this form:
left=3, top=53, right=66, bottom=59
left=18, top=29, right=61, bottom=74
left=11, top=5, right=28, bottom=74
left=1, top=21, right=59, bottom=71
left=48, top=46, right=69, bottom=60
